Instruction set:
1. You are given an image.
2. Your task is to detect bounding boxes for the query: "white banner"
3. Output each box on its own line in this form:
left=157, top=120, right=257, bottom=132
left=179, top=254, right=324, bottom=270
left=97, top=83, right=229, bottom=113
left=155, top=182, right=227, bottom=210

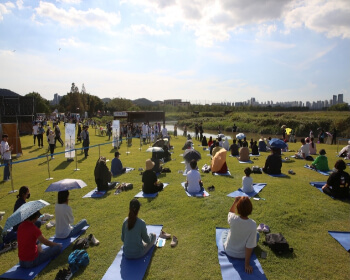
left=112, top=120, right=120, bottom=147
left=65, top=123, right=76, bottom=158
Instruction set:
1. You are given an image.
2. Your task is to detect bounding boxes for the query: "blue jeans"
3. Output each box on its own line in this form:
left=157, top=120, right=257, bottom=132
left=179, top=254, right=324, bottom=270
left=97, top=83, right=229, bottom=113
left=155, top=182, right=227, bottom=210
left=19, top=245, right=61, bottom=268
left=68, top=219, right=88, bottom=237
left=3, top=159, right=11, bottom=181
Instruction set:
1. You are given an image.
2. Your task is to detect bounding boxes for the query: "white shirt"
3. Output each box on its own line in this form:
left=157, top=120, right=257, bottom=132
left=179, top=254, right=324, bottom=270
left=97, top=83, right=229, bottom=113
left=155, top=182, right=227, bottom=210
left=299, top=143, right=310, bottom=158
left=0, top=140, right=11, bottom=160
left=186, top=169, right=202, bottom=193
left=162, top=127, right=168, bottom=137
left=224, top=213, right=257, bottom=258
left=33, top=125, right=39, bottom=135
left=55, top=204, right=74, bottom=238
left=242, top=176, right=253, bottom=193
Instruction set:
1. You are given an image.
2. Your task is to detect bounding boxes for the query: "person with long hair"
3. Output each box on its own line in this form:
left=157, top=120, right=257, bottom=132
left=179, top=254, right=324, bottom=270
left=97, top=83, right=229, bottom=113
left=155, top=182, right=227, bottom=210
left=13, top=186, right=41, bottom=231
left=322, top=160, right=350, bottom=199
left=55, top=191, right=88, bottom=238
left=308, top=137, right=317, bottom=155
left=221, top=196, right=258, bottom=274
left=121, top=199, right=156, bottom=259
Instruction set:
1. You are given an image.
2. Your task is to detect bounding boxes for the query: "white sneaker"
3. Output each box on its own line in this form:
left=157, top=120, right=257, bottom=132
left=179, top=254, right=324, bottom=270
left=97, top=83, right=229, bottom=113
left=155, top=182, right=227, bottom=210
left=88, top=234, right=100, bottom=246
left=46, top=220, right=56, bottom=229
left=41, top=213, right=54, bottom=221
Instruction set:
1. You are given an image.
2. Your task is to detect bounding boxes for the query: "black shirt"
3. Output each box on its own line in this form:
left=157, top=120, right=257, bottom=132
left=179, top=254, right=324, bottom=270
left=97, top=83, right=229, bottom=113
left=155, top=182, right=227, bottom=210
left=142, top=170, right=158, bottom=194
left=327, top=171, right=350, bottom=198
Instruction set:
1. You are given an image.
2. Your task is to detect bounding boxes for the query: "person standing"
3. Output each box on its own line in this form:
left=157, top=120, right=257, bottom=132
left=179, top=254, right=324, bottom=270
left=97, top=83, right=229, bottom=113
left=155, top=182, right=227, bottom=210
left=174, top=124, right=177, bottom=138
left=199, top=123, right=204, bottom=141
left=37, top=123, right=45, bottom=148
left=54, top=123, right=64, bottom=147
left=331, top=128, right=337, bottom=145
left=48, top=130, right=56, bottom=159
left=81, top=125, right=90, bottom=158
left=1, top=134, right=13, bottom=182
left=32, top=122, right=39, bottom=146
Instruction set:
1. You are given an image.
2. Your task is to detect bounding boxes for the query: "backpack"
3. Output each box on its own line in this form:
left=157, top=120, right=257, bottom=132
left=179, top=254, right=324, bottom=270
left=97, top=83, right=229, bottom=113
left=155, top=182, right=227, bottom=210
left=252, top=166, right=262, bottom=174
left=72, top=237, right=89, bottom=251
left=201, top=164, right=211, bottom=173
left=68, top=249, right=89, bottom=274
left=161, top=167, right=171, bottom=173
left=264, top=233, right=293, bottom=254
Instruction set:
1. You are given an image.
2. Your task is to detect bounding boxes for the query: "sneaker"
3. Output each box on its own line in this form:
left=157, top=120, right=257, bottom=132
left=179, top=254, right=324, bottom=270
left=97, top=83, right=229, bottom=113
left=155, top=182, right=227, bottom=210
left=288, top=169, right=296, bottom=175
left=46, top=220, right=56, bottom=229
left=257, top=223, right=265, bottom=232
left=51, top=157, right=55, bottom=159
left=88, top=234, right=100, bottom=246
left=263, top=225, right=270, bottom=233
left=171, top=236, right=178, bottom=247
left=0, top=244, right=12, bottom=254
left=41, top=213, right=54, bottom=221
left=159, top=230, right=171, bottom=240
left=207, top=186, right=215, bottom=192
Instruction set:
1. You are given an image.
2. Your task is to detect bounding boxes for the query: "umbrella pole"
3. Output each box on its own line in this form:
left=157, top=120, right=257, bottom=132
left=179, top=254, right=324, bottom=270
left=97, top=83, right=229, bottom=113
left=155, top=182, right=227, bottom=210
left=46, top=155, right=53, bottom=180
left=8, top=161, right=17, bottom=194
left=74, top=148, right=80, bottom=171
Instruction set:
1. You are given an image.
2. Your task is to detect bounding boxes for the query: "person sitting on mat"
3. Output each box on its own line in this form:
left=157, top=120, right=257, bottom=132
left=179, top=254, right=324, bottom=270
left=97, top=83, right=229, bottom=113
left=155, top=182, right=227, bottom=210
left=258, top=138, right=267, bottom=152
left=238, top=142, right=250, bottom=162
left=322, top=160, right=350, bottom=199
left=17, top=210, right=61, bottom=268
left=295, top=138, right=310, bottom=160
left=310, top=149, right=329, bottom=171
left=229, top=139, right=239, bottom=156
left=55, top=191, right=88, bottom=238
left=121, top=199, right=156, bottom=259
left=251, top=141, right=259, bottom=156
left=111, top=152, right=126, bottom=176
left=338, top=140, right=350, bottom=159
left=221, top=196, right=258, bottom=274
left=207, top=136, right=213, bottom=148
left=142, top=159, right=163, bottom=194
left=94, top=156, right=117, bottom=191
left=263, top=147, right=282, bottom=175
left=211, top=149, right=228, bottom=174
left=242, top=167, right=254, bottom=193
left=185, top=160, right=203, bottom=193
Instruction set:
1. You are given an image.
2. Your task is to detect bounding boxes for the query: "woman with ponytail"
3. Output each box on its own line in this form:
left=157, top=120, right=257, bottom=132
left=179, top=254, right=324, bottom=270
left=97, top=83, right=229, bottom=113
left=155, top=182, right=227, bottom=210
left=121, top=199, right=156, bottom=259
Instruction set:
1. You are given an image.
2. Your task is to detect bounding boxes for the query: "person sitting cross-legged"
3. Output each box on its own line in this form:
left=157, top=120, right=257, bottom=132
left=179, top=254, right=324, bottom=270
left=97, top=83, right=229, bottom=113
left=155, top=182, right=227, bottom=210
left=322, top=160, right=350, bottom=199
left=94, top=156, right=117, bottom=191
left=185, top=160, right=203, bottom=193
left=263, top=147, right=282, bottom=175
left=142, top=159, right=163, bottom=194
left=111, top=152, right=126, bottom=176
left=310, top=149, right=329, bottom=172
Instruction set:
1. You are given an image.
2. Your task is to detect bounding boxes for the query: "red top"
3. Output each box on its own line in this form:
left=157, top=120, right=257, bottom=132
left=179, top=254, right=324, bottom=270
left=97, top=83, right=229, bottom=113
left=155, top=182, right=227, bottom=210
left=18, top=220, right=42, bottom=261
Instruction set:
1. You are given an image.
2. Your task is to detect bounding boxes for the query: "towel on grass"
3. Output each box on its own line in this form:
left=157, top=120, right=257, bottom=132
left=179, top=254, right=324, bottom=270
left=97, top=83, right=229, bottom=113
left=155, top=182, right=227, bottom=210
left=215, top=227, right=267, bottom=280
left=181, top=182, right=209, bottom=197
left=213, top=171, right=231, bottom=176
left=101, top=225, right=162, bottom=280
left=83, top=188, right=107, bottom=198
left=304, top=165, right=332, bottom=176
left=134, top=183, right=169, bottom=198
left=227, top=183, right=267, bottom=198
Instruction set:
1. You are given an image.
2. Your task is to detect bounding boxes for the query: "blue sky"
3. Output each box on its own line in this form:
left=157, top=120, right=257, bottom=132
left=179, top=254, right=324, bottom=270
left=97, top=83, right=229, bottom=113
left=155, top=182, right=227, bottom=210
left=0, top=0, right=349, bottom=104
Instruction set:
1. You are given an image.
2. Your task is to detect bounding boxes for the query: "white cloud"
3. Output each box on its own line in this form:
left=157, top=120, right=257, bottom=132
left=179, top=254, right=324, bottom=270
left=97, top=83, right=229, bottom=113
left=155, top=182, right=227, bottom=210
left=256, top=23, right=277, bottom=37
left=130, top=24, right=169, bottom=36
left=0, top=2, right=15, bottom=21
left=35, top=1, right=121, bottom=31
left=58, top=37, right=87, bottom=48
left=284, top=0, right=350, bottom=39
left=56, top=0, right=81, bottom=4
left=16, top=0, right=24, bottom=10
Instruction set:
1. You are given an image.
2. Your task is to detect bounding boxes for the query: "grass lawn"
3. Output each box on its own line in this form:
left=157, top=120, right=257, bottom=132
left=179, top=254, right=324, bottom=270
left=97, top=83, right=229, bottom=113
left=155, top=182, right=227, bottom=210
left=0, top=123, right=349, bottom=280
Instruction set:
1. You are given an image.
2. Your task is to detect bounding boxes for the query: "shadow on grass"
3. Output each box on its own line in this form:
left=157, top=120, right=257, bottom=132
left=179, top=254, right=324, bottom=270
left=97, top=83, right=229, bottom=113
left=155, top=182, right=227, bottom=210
left=21, top=146, right=32, bottom=150
left=28, top=147, right=41, bottom=153
left=255, top=245, right=296, bottom=259
left=54, top=161, right=73, bottom=171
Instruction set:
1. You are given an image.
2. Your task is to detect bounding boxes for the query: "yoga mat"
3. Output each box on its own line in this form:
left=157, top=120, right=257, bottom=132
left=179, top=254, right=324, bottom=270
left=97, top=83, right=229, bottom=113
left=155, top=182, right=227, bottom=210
left=237, top=159, right=253, bottom=164
left=181, top=182, right=209, bottom=197
left=134, top=183, right=169, bottom=198
left=229, top=155, right=238, bottom=158
left=328, top=231, right=350, bottom=252
left=249, top=154, right=260, bottom=157
left=102, top=225, right=162, bottom=280
left=213, top=171, right=231, bottom=176
left=83, top=188, right=106, bottom=198
left=227, top=183, right=267, bottom=198
left=215, top=228, right=267, bottom=280
left=0, top=226, right=89, bottom=280
left=304, top=165, right=332, bottom=176
left=125, top=168, right=134, bottom=173
left=309, top=182, right=335, bottom=199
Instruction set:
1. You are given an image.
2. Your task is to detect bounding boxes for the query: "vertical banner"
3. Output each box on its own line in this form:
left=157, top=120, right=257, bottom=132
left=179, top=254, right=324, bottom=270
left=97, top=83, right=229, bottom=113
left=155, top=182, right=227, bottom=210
left=112, top=120, right=120, bottom=147
left=65, top=123, right=76, bottom=158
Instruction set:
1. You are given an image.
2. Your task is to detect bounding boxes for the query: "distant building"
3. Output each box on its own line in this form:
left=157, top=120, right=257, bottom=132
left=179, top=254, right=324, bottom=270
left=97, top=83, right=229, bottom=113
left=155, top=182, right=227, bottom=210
left=51, top=93, right=62, bottom=105
left=338, top=94, right=343, bottom=103
left=333, top=95, right=337, bottom=105
left=162, top=99, right=190, bottom=107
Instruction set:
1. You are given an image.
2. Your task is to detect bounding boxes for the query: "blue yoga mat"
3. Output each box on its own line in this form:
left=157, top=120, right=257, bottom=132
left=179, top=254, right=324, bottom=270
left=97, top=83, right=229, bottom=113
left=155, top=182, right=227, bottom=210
left=328, top=231, right=350, bottom=252
left=227, top=183, right=267, bottom=198
left=215, top=228, right=267, bottom=280
left=238, top=159, right=253, bottom=164
left=0, top=226, right=89, bottom=280
left=304, top=165, right=332, bottom=176
left=83, top=188, right=107, bottom=198
left=134, top=183, right=169, bottom=198
left=213, top=171, right=231, bottom=176
left=181, top=182, right=209, bottom=197
left=309, top=181, right=335, bottom=199
left=249, top=154, right=260, bottom=157
left=101, top=225, right=162, bottom=280
left=263, top=171, right=287, bottom=177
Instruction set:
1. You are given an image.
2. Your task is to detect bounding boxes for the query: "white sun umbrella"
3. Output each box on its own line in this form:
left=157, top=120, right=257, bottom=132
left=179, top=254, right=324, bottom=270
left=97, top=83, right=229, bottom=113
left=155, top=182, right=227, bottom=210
left=236, top=133, right=246, bottom=140
left=45, top=179, right=87, bottom=192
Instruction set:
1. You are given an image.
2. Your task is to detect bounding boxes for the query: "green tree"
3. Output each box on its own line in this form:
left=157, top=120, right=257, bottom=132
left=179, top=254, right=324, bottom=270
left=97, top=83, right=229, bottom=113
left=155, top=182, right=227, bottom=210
left=105, top=98, right=136, bottom=112
left=25, top=92, right=50, bottom=114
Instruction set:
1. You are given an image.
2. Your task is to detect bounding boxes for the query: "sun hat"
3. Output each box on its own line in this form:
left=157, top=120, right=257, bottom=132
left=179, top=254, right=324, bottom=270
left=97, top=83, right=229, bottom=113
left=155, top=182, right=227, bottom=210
left=145, top=159, right=155, bottom=170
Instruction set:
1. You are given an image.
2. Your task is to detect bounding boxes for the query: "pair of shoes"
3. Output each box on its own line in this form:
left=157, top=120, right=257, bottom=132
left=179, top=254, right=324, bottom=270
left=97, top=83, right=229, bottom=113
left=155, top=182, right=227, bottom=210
left=41, top=213, right=54, bottom=221
left=159, top=230, right=171, bottom=240
left=257, top=223, right=270, bottom=233
left=51, top=157, right=55, bottom=159
left=0, top=244, right=12, bottom=254
left=88, top=234, right=100, bottom=246
left=46, top=220, right=56, bottom=229
left=207, top=186, right=215, bottom=192
left=288, top=169, right=296, bottom=175
left=55, top=267, right=72, bottom=280
left=171, top=236, right=178, bottom=247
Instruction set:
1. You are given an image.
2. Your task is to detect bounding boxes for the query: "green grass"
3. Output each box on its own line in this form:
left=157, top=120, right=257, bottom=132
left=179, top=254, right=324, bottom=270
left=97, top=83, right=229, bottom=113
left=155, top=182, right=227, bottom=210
left=0, top=123, right=349, bottom=280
